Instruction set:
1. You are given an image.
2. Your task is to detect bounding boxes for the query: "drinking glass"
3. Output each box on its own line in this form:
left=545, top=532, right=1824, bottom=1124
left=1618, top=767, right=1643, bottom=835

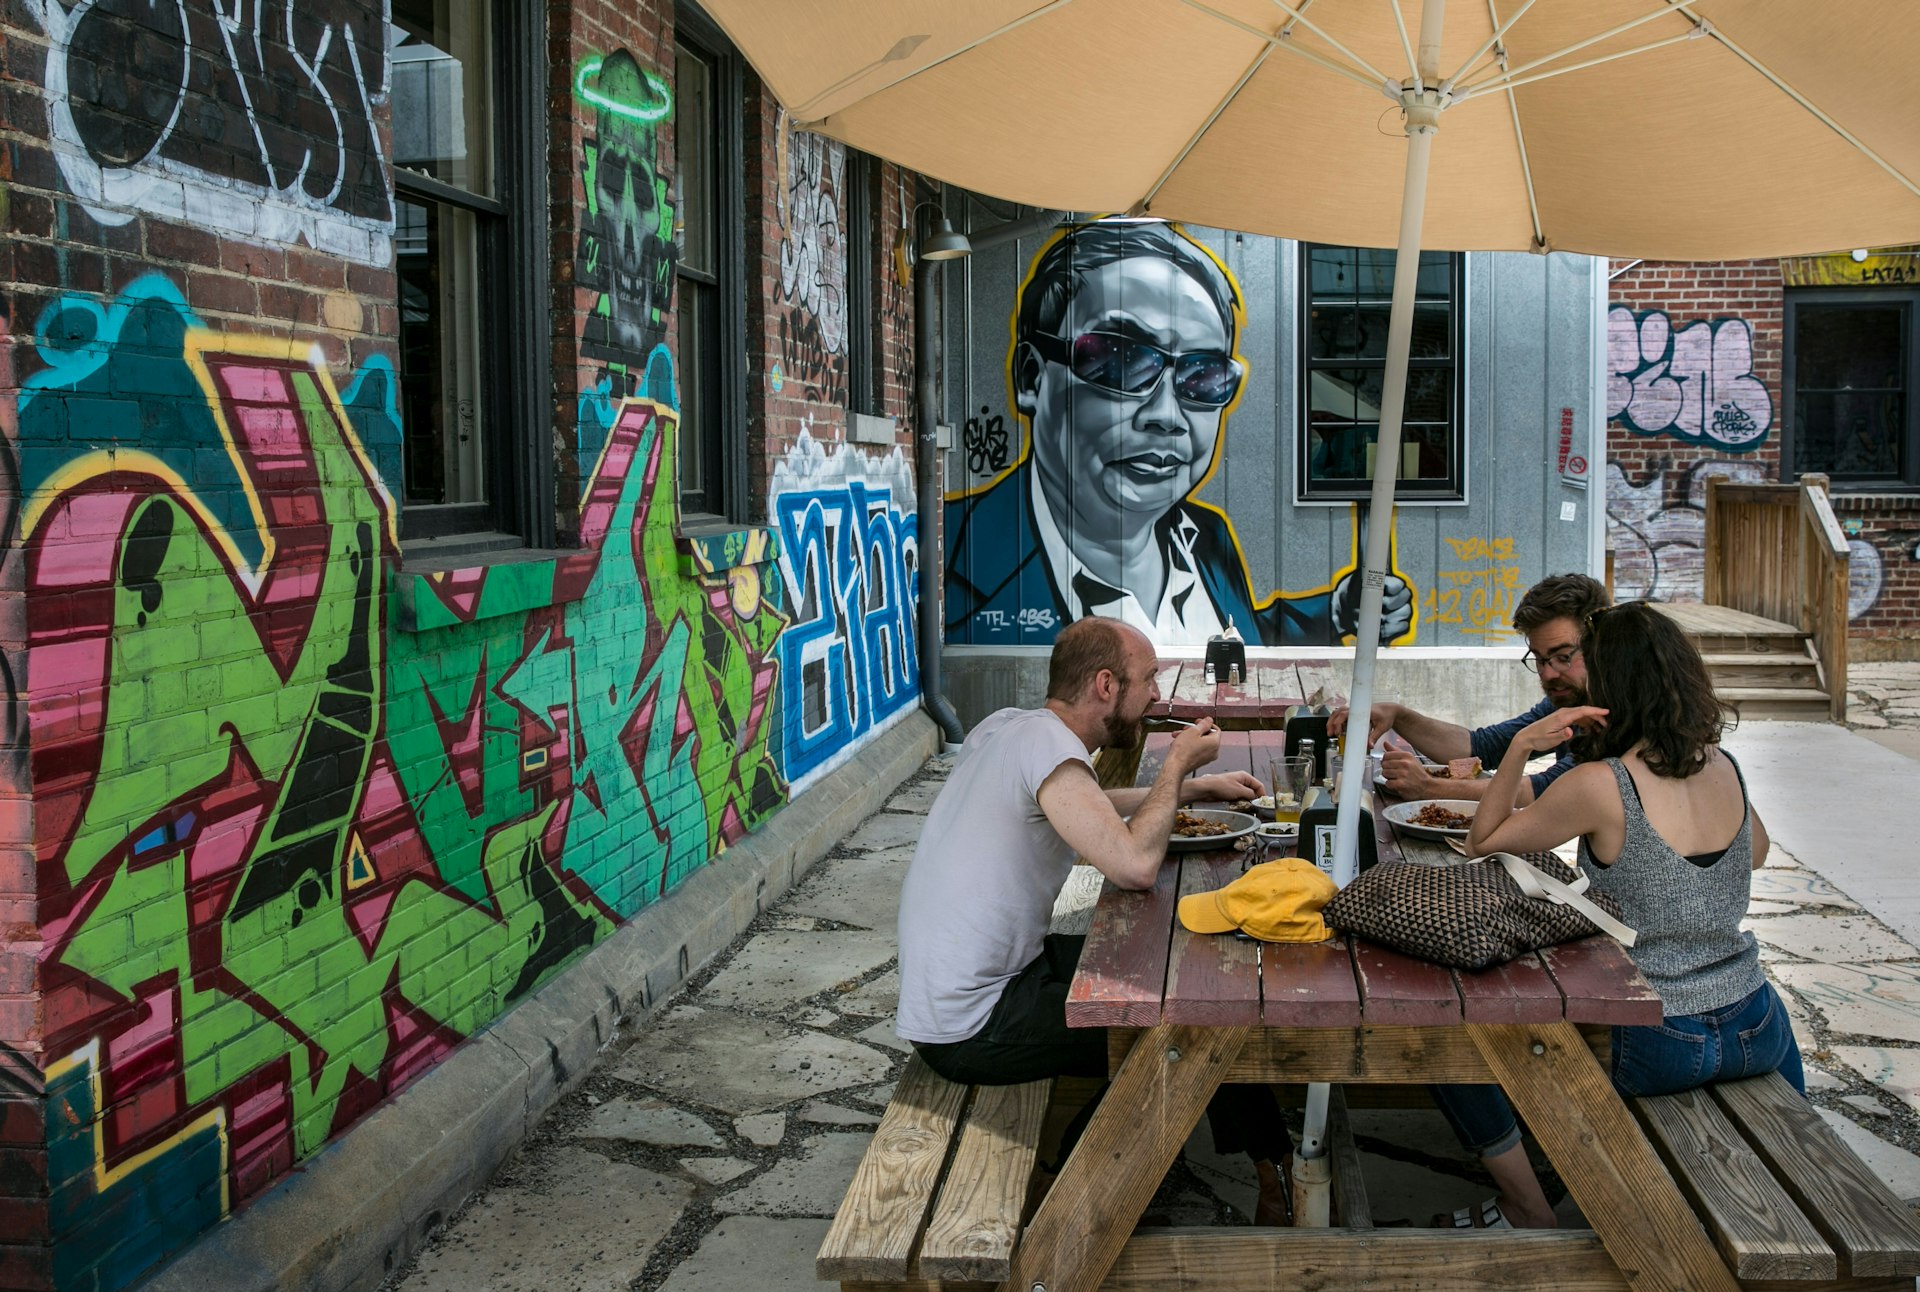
left=1269, top=756, right=1313, bottom=824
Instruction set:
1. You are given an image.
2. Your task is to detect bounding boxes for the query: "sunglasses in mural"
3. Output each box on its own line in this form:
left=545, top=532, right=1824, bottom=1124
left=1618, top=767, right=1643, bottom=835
left=1030, top=329, right=1244, bottom=407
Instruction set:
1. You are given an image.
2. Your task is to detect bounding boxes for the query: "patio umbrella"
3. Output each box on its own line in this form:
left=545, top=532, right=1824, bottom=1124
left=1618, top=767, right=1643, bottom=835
left=702, top=0, right=1920, bottom=1228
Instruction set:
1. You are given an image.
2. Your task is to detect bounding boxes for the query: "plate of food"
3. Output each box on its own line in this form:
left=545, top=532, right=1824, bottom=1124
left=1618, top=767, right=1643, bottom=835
left=1382, top=798, right=1479, bottom=840
left=1168, top=808, right=1259, bottom=851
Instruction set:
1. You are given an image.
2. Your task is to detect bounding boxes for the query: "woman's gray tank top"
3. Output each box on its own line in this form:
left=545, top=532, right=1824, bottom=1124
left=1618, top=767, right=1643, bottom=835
left=1576, top=754, right=1762, bottom=1018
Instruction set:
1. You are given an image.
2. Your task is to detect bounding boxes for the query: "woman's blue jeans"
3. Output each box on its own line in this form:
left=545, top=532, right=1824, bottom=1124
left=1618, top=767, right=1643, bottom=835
left=1430, top=981, right=1806, bottom=1156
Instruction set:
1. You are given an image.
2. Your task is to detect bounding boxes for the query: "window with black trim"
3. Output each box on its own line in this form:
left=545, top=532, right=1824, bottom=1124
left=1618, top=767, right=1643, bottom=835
left=845, top=150, right=878, bottom=417
left=1299, top=244, right=1464, bottom=502
left=674, top=2, right=747, bottom=522
left=391, top=0, right=550, bottom=545
left=1785, top=289, right=1920, bottom=489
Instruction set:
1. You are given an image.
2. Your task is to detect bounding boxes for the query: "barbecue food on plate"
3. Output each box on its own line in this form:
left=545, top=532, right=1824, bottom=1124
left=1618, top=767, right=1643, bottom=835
left=1409, top=803, right=1474, bottom=831
left=1173, top=810, right=1233, bottom=838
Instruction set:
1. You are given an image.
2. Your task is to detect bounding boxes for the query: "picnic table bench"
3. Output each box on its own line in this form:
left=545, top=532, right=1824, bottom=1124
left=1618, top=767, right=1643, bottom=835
left=818, top=680, right=1920, bottom=1291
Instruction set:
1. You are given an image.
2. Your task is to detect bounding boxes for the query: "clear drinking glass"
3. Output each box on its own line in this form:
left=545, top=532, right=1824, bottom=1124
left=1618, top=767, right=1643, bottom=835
left=1269, top=756, right=1313, bottom=824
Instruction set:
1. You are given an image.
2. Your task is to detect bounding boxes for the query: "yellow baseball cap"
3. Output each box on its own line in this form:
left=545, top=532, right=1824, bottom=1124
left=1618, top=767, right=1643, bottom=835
left=1177, top=857, right=1338, bottom=942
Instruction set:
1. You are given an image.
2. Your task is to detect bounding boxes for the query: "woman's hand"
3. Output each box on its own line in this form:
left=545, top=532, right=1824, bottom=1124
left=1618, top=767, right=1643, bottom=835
left=1509, top=705, right=1608, bottom=758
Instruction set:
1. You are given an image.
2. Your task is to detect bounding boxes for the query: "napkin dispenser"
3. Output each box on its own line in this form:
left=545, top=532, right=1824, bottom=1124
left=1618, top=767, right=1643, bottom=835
left=1283, top=704, right=1331, bottom=782
left=1203, top=620, right=1247, bottom=684
left=1299, top=784, right=1378, bottom=878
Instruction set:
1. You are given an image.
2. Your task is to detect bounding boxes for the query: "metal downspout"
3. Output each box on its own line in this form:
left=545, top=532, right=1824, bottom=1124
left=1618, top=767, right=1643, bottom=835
left=915, top=256, right=966, bottom=745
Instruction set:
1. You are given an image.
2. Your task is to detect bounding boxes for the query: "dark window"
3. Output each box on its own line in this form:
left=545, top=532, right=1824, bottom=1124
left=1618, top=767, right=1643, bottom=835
left=1298, top=244, right=1464, bottom=502
left=391, top=0, right=550, bottom=544
left=675, top=2, right=747, bottom=522
left=845, top=151, right=878, bottom=416
left=1785, top=289, right=1920, bottom=488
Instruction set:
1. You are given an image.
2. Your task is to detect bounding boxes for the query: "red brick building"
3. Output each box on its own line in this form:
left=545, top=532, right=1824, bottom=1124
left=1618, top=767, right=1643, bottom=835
left=0, top=0, right=954, bottom=1285
left=1607, top=252, right=1920, bottom=656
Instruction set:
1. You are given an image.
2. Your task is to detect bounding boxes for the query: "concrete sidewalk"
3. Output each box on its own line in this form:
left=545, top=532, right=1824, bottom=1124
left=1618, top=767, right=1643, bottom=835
left=380, top=678, right=1920, bottom=1292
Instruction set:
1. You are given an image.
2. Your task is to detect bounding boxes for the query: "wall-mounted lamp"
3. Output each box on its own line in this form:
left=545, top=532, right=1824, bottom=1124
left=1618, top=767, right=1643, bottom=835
left=921, top=216, right=973, bottom=261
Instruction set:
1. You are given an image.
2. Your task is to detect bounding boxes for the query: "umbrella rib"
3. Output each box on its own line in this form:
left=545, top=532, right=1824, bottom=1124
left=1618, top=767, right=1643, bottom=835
left=1689, top=16, right=1920, bottom=203
left=1457, top=28, right=1705, bottom=100
left=789, top=0, right=1081, bottom=124
left=1138, top=33, right=1278, bottom=213
left=1389, top=0, right=1418, bottom=88
left=1443, top=0, right=1538, bottom=91
left=1259, top=0, right=1397, bottom=86
left=1181, top=0, right=1388, bottom=95
left=1489, top=3, right=1547, bottom=251
left=1454, top=0, right=1699, bottom=97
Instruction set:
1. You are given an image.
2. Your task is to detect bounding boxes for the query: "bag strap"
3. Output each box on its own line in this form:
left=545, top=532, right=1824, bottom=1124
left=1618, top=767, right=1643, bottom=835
left=1489, top=852, right=1638, bottom=947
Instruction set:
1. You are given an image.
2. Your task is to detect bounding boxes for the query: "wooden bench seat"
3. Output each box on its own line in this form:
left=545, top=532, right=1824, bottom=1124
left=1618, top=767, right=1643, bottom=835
left=1632, top=1071, right=1920, bottom=1288
left=817, top=1052, right=1054, bottom=1290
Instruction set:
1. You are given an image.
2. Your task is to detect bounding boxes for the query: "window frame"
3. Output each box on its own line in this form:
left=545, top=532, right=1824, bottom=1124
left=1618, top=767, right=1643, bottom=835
left=674, top=0, right=749, bottom=525
left=844, top=150, right=878, bottom=417
left=1295, top=243, right=1467, bottom=505
left=393, top=0, right=552, bottom=547
left=1783, top=286, right=1920, bottom=492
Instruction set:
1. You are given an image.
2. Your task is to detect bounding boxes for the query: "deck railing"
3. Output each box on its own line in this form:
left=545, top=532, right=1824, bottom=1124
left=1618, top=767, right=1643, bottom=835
left=1702, top=473, right=1849, bottom=722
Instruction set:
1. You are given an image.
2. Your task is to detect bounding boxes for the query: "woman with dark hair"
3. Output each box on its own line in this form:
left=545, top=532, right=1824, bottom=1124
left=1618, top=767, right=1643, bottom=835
left=1429, top=601, right=1804, bottom=1230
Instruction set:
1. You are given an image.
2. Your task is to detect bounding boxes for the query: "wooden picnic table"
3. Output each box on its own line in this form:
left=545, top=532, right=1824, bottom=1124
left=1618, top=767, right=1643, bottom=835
left=1004, top=730, right=1756, bottom=1292
left=1151, top=656, right=1342, bottom=727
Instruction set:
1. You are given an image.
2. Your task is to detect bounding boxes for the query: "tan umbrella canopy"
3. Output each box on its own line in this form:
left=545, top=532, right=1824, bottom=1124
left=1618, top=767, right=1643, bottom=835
left=704, top=0, right=1920, bottom=261
left=702, top=0, right=1920, bottom=883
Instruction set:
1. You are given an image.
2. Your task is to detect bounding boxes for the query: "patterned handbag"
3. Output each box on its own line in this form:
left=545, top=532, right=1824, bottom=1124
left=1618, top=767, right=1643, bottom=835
left=1323, top=852, right=1635, bottom=971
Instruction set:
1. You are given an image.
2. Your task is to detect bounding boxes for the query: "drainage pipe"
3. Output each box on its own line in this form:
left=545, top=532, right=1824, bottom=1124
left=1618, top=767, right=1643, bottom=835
left=914, top=254, right=966, bottom=746
left=911, top=206, right=1070, bottom=746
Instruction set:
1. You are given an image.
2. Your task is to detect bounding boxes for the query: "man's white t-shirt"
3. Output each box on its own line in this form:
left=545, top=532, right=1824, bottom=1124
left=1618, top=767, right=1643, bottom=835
left=895, top=707, right=1094, bottom=1044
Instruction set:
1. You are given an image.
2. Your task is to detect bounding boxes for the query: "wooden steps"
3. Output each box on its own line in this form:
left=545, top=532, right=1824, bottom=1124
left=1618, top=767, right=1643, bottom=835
left=1652, top=604, right=1842, bottom=723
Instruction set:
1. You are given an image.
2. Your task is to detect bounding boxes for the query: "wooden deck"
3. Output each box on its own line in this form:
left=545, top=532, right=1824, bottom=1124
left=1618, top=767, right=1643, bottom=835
left=1651, top=603, right=1839, bottom=721
left=1652, top=602, right=1802, bottom=637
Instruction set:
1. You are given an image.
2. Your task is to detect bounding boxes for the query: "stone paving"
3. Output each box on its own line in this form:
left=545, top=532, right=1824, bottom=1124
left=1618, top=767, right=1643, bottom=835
left=1848, top=660, right=1920, bottom=763
left=384, top=705, right=1920, bottom=1292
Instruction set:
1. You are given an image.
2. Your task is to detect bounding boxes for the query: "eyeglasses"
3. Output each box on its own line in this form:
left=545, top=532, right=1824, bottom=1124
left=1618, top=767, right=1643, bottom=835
left=1521, top=643, right=1582, bottom=674
left=1030, top=330, right=1243, bottom=407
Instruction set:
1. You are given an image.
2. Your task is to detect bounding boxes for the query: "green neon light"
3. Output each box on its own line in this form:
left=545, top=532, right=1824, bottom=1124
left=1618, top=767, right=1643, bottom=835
left=574, top=56, right=673, bottom=124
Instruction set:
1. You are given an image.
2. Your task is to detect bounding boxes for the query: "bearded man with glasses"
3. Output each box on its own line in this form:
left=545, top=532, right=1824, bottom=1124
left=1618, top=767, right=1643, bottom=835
left=946, top=219, right=1412, bottom=647
left=1329, top=573, right=1611, bottom=806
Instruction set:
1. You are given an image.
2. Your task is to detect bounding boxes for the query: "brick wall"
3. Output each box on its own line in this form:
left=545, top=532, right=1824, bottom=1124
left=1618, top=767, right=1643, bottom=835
left=1606, top=259, right=1917, bottom=649
left=0, top=0, right=933, bottom=1285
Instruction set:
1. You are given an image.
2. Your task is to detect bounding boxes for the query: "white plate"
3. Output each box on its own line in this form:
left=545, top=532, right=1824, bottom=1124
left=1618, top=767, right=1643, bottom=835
left=1253, top=821, right=1299, bottom=841
left=1382, top=798, right=1479, bottom=840
left=1168, top=809, right=1258, bottom=851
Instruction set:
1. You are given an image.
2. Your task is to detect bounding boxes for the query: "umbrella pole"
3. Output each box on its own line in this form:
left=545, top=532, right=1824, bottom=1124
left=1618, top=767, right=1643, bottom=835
left=1329, top=0, right=1446, bottom=891
left=1301, top=0, right=1451, bottom=1226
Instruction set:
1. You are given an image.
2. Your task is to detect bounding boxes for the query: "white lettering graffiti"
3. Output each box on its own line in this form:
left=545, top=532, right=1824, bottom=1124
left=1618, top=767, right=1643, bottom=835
left=770, top=433, right=918, bottom=791
left=1604, top=458, right=1769, bottom=602
left=1606, top=308, right=1770, bottom=448
left=779, top=128, right=847, bottom=357
left=30, top=0, right=394, bottom=264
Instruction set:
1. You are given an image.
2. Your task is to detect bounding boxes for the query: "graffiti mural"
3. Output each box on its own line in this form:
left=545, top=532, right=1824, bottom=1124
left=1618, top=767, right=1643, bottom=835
left=1427, top=536, right=1525, bottom=640
left=771, top=433, right=918, bottom=792
left=1607, top=308, right=1771, bottom=448
left=944, top=220, right=1414, bottom=648
left=776, top=126, right=850, bottom=405
left=1847, top=537, right=1884, bottom=621
left=577, top=50, right=678, bottom=370
left=27, top=0, right=394, bottom=263
left=12, top=277, right=792, bottom=1289
left=1604, top=457, right=1770, bottom=602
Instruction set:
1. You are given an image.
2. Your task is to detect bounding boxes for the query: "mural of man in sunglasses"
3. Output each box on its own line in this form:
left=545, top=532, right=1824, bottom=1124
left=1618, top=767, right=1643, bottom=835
left=946, top=219, right=1411, bottom=647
